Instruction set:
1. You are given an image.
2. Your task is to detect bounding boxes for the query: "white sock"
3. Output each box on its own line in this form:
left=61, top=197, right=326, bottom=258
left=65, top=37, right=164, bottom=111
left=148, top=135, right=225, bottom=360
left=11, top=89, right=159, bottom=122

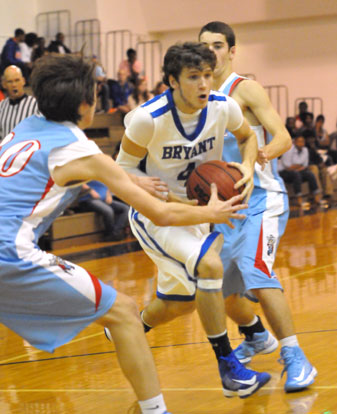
left=280, top=335, right=299, bottom=348
left=139, top=394, right=167, bottom=414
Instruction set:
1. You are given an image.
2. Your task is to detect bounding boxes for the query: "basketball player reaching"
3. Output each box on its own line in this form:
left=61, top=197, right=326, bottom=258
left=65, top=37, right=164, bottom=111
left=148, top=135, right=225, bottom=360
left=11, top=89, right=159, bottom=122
left=199, top=21, right=317, bottom=392
left=115, top=42, right=271, bottom=398
left=0, top=55, right=253, bottom=414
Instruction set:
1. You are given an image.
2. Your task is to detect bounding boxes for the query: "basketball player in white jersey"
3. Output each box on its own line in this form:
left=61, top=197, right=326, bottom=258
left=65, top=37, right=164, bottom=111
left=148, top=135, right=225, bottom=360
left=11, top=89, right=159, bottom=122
left=199, top=21, right=316, bottom=392
left=116, top=42, right=271, bottom=398
left=0, top=54, right=253, bottom=414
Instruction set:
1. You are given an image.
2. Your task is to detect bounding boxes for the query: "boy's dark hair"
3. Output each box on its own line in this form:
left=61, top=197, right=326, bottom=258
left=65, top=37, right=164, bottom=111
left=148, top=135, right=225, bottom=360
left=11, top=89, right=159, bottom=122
left=316, top=114, right=325, bottom=123
left=199, top=21, right=236, bottom=48
left=31, top=55, right=96, bottom=124
left=162, top=42, right=216, bottom=87
left=127, top=48, right=136, bottom=58
left=299, top=111, right=314, bottom=123
left=14, top=28, right=25, bottom=38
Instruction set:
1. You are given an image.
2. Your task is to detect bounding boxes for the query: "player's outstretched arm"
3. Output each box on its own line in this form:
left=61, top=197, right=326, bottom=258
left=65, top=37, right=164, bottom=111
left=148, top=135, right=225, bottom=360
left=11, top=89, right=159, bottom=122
left=229, top=117, right=257, bottom=201
left=52, top=153, right=247, bottom=227
left=237, top=80, right=292, bottom=161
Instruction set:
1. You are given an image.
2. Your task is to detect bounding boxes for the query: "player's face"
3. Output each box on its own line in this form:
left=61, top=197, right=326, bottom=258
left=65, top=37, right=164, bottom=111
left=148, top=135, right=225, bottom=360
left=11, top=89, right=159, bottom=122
left=199, top=31, right=235, bottom=79
left=170, top=65, right=213, bottom=114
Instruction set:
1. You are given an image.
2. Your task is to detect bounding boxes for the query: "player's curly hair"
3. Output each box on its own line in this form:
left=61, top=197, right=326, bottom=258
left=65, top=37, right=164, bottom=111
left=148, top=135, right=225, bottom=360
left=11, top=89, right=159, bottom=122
left=162, top=42, right=216, bottom=88
left=31, top=55, right=96, bottom=124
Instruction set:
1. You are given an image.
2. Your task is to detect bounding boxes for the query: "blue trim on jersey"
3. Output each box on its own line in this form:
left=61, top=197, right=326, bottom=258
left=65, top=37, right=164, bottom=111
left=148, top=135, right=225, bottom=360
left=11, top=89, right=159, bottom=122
left=209, top=94, right=227, bottom=102
left=157, top=291, right=196, bottom=301
left=131, top=208, right=196, bottom=281
left=150, top=103, right=171, bottom=118
left=141, top=92, right=165, bottom=107
left=130, top=209, right=154, bottom=251
left=166, top=89, right=208, bottom=142
left=194, top=231, right=221, bottom=276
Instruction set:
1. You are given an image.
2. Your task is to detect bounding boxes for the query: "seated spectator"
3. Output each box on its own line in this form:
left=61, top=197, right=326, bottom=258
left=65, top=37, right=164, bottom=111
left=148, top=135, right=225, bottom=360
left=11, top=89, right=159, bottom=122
left=329, top=118, right=337, bottom=163
left=0, top=65, right=39, bottom=141
left=19, top=32, right=38, bottom=67
left=78, top=180, right=130, bottom=242
left=315, top=114, right=329, bottom=149
left=48, top=33, right=71, bottom=54
left=295, top=101, right=308, bottom=129
left=31, top=37, right=47, bottom=62
left=152, top=81, right=168, bottom=96
left=285, top=116, right=296, bottom=138
left=119, top=48, right=142, bottom=86
left=297, top=111, right=314, bottom=135
left=0, top=28, right=28, bottom=80
left=92, top=55, right=110, bottom=113
left=108, top=69, right=133, bottom=116
left=127, top=77, right=154, bottom=110
left=278, top=133, right=322, bottom=208
left=303, top=129, right=333, bottom=205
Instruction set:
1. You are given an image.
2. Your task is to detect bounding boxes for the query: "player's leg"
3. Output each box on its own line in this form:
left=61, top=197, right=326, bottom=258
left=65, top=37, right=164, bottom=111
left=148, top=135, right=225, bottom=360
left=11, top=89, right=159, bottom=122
left=141, top=298, right=195, bottom=331
left=253, top=287, right=317, bottom=392
left=196, top=247, right=271, bottom=398
left=98, top=293, right=171, bottom=414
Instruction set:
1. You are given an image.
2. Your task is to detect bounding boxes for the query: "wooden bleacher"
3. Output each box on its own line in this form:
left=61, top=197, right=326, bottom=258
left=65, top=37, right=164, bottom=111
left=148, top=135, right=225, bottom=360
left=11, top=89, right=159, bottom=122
left=48, top=112, right=126, bottom=250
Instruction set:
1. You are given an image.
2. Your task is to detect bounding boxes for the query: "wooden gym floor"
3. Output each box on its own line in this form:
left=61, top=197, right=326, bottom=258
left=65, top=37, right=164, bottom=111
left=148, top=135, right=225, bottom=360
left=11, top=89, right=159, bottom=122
left=0, top=209, right=336, bottom=414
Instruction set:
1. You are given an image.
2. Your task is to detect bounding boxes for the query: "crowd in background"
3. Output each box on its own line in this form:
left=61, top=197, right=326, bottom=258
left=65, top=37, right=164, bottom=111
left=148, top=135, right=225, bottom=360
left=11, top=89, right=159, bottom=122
left=1, top=27, right=336, bottom=225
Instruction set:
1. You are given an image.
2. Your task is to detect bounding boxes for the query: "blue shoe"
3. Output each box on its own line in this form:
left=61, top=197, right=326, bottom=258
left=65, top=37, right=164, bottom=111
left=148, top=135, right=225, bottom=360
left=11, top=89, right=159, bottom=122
left=234, top=330, right=278, bottom=364
left=219, top=351, right=271, bottom=398
left=280, top=346, right=317, bottom=392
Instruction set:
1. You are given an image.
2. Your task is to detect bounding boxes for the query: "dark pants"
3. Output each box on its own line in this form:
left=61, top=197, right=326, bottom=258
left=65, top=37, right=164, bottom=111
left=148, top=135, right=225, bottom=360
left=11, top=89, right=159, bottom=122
left=279, top=168, right=319, bottom=195
left=80, top=198, right=129, bottom=236
left=97, top=82, right=110, bottom=112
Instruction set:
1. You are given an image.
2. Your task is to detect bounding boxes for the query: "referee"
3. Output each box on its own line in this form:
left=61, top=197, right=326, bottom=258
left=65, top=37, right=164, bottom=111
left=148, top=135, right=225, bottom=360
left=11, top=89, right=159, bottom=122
left=0, top=65, right=39, bottom=141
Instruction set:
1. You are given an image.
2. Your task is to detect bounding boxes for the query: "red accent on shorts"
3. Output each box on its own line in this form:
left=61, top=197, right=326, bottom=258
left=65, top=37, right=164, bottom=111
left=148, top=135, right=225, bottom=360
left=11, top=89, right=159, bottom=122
left=229, top=77, right=245, bottom=96
left=30, top=176, right=54, bottom=215
left=87, top=271, right=102, bottom=311
left=254, top=222, right=271, bottom=277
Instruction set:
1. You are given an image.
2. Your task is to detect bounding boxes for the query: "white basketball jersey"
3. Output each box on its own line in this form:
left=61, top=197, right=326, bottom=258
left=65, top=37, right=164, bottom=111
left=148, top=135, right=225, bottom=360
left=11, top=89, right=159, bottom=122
left=136, top=89, right=239, bottom=198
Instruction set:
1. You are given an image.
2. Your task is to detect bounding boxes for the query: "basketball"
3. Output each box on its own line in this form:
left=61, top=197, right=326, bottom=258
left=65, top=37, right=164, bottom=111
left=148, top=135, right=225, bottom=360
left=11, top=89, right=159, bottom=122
left=186, top=160, right=244, bottom=205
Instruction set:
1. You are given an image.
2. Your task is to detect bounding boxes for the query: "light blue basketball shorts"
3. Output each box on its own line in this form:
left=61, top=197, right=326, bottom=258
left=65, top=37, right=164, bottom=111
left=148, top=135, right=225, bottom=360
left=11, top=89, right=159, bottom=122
left=215, top=190, right=289, bottom=299
left=0, top=248, right=116, bottom=353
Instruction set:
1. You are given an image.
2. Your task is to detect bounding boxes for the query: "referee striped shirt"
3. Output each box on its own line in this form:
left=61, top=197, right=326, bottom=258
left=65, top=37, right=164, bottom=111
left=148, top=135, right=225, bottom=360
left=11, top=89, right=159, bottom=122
left=0, top=94, right=39, bottom=141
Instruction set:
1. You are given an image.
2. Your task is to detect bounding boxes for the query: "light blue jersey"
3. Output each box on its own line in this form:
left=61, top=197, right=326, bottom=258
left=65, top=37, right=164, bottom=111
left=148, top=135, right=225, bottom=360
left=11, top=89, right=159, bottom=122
left=214, top=73, right=289, bottom=297
left=0, top=116, right=116, bottom=352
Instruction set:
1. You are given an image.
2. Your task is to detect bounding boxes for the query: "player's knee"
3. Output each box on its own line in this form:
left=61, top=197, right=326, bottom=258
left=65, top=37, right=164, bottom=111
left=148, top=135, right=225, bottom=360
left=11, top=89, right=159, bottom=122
left=197, top=249, right=223, bottom=280
left=104, top=292, right=140, bottom=327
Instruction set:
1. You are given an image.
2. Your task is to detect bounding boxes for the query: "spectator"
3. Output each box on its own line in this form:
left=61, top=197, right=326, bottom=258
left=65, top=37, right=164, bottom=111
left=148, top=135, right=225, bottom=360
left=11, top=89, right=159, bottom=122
left=127, top=76, right=153, bottom=110
left=152, top=81, right=168, bottom=96
left=285, top=116, right=296, bottom=138
left=303, top=129, right=333, bottom=205
left=48, top=32, right=71, bottom=54
left=314, top=114, right=330, bottom=149
left=119, top=48, right=142, bottom=85
left=31, top=37, right=47, bottom=62
left=278, top=133, right=321, bottom=207
left=0, top=65, right=39, bottom=141
left=0, top=28, right=27, bottom=78
left=295, top=100, right=308, bottom=129
left=329, top=118, right=337, bottom=163
left=297, top=111, right=314, bottom=135
left=78, top=180, right=130, bottom=242
left=92, top=55, right=110, bottom=113
left=108, top=69, right=133, bottom=116
left=19, top=32, right=38, bottom=67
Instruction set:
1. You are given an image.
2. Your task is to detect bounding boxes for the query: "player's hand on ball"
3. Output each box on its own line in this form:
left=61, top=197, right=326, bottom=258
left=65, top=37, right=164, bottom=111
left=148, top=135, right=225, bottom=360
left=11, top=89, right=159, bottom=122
left=208, top=183, right=248, bottom=228
left=228, top=161, right=254, bottom=202
left=136, top=176, right=169, bottom=201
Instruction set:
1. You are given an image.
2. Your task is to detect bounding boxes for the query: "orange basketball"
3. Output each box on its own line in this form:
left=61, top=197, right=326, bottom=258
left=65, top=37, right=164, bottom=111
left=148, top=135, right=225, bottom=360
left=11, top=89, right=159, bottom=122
left=186, top=160, right=244, bottom=206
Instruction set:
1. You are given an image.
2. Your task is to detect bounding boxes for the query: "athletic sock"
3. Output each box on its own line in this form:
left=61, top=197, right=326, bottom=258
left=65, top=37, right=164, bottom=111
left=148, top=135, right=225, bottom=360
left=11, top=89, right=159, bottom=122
left=139, top=394, right=167, bottom=414
left=208, top=330, right=232, bottom=359
left=239, top=315, right=265, bottom=341
left=280, top=335, right=299, bottom=348
left=140, top=310, right=152, bottom=333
